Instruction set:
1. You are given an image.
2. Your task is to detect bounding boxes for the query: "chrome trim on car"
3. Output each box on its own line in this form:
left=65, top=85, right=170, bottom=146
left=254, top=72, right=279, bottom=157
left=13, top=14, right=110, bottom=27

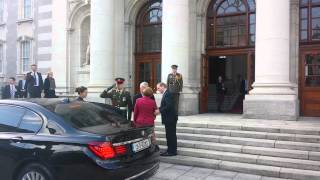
left=112, top=138, right=144, bottom=146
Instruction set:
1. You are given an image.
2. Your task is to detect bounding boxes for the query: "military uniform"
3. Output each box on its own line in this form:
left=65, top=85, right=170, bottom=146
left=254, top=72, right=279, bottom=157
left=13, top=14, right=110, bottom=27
left=167, top=70, right=183, bottom=114
left=100, top=81, right=133, bottom=121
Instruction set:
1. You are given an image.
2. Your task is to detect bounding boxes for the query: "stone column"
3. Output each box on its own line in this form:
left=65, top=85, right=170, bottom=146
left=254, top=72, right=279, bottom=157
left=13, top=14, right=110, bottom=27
left=162, top=0, right=199, bottom=115
left=243, top=0, right=299, bottom=120
left=89, top=0, right=115, bottom=101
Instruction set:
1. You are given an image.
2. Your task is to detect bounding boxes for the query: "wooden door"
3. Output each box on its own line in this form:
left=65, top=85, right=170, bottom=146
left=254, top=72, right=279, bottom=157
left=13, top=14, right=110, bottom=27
left=200, top=54, right=209, bottom=113
left=135, top=53, right=161, bottom=93
left=300, top=52, right=320, bottom=116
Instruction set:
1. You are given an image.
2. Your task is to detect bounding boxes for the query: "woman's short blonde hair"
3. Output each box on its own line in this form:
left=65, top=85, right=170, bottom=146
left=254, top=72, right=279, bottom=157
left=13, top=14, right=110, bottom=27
left=143, top=87, right=153, bottom=97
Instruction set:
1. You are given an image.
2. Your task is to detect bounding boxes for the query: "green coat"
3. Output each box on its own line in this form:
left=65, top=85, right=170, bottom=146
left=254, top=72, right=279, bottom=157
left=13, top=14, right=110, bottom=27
left=167, top=73, right=183, bottom=93
left=100, top=85, right=133, bottom=121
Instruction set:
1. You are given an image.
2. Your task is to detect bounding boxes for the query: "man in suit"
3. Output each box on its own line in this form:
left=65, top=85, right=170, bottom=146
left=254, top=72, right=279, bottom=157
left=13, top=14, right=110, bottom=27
left=155, top=82, right=178, bottom=156
left=26, top=64, right=43, bottom=98
left=133, top=82, right=155, bottom=110
left=167, top=65, right=183, bottom=115
left=18, top=74, right=28, bottom=98
left=2, top=77, right=19, bottom=99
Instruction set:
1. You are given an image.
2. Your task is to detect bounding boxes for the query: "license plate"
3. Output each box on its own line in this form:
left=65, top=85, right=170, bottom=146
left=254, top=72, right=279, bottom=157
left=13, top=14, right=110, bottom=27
left=132, top=139, right=151, bottom=153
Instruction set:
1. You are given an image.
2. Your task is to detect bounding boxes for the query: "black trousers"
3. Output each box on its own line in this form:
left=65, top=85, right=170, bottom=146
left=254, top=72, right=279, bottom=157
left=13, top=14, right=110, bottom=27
left=172, top=93, right=180, bottom=115
left=164, top=122, right=177, bottom=154
left=29, top=87, right=41, bottom=98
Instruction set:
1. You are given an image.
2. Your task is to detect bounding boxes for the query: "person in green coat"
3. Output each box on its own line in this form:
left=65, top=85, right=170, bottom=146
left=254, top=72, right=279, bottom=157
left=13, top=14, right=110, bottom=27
left=100, top=78, right=133, bottom=121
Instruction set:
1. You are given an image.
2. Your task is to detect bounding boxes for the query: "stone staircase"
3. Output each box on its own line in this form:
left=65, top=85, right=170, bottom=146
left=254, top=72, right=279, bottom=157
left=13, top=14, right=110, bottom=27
left=155, top=120, right=320, bottom=180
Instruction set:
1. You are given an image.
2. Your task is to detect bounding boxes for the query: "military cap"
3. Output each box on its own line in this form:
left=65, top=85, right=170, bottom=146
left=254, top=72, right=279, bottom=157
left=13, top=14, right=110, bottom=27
left=171, top=65, right=178, bottom=69
left=115, top=77, right=125, bottom=84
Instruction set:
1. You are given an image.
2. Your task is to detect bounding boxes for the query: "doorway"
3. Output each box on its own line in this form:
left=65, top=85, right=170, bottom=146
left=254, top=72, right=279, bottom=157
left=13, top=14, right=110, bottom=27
left=200, top=53, right=254, bottom=113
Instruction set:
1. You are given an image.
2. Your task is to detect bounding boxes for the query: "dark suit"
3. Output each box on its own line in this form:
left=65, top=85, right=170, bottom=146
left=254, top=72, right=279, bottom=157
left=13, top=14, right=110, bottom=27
left=18, top=80, right=27, bottom=98
left=26, top=72, right=43, bottom=98
left=132, top=93, right=155, bottom=110
left=2, top=85, right=19, bottom=99
left=160, top=90, right=178, bottom=154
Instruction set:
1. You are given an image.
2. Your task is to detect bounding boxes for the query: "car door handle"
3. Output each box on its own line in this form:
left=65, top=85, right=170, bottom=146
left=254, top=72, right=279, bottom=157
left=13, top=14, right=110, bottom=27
left=10, top=136, right=23, bottom=141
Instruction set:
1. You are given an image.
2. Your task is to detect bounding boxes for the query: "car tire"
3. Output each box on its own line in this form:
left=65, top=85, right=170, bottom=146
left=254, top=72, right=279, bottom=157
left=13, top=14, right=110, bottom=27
left=16, top=163, right=53, bottom=180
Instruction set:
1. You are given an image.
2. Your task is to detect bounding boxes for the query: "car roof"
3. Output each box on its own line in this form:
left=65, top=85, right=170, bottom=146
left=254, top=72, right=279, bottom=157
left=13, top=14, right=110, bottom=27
left=0, top=98, right=69, bottom=110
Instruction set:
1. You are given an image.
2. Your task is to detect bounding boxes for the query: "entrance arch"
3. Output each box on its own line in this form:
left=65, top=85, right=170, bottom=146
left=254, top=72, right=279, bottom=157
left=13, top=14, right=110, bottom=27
left=134, top=0, right=162, bottom=93
left=200, top=0, right=256, bottom=113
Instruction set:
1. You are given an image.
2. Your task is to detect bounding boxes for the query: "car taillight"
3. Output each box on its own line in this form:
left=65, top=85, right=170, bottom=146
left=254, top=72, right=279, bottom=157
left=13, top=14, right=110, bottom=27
left=114, top=145, right=127, bottom=155
left=88, top=142, right=116, bottom=160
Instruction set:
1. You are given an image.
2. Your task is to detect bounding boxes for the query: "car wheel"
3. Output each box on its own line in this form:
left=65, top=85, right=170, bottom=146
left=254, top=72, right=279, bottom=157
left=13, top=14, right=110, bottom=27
left=16, top=163, right=53, bottom=180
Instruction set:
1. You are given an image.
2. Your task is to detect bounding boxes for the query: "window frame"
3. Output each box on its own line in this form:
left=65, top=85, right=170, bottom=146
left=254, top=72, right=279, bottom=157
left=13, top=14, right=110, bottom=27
left=300, top=0, right=320, bottom=43
left=19, top=39, right=32, bottom=74
left=19, top=0, right=33, bottom=20
left=206, top=0, right=256, bottom=49
left=135, top=0, right=162, bottom=53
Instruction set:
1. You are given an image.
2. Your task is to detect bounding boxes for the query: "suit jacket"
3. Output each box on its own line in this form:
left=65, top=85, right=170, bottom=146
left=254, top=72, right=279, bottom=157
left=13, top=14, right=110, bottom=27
left=26, top=72, right=44, bottom=91
left=18, top=80, right=27, bottom=98
left=2, top=85, right=19, bottom=99
left=133, top=93, right=155, bottom=110
left=159, top=90, right=178, bottom=125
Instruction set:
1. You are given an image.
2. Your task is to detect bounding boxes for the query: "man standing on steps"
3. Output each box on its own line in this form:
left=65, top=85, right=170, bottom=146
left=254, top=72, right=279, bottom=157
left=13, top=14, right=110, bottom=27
left=167, top=65, right=183, bottom=115
left=155, top=82, right=178, bottom=157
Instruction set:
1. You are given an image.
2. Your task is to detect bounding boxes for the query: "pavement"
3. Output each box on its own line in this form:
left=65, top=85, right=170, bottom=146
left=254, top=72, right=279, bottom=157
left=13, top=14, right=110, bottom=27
left=149, top=163, right=291, bottom=180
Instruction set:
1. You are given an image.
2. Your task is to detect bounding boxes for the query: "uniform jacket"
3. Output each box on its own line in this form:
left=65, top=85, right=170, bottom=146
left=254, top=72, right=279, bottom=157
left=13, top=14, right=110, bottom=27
left=159, top=90, right=178, bottom=125
left=167, top=73, right=183, bottom=93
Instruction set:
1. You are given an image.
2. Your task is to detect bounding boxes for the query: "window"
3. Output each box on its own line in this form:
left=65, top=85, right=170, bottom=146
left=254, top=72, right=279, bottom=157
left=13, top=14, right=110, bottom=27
left=0, top=44, right=4, bottom=74
left=0, top=106, right=25, bottom=132
left=136, top=0, right=162, bottom=53
left=304, top=54, right=320, bottom=86
left=46, top=121, right=64, bottom=135
left=20, top=40, right=31, bottom=73
left=207, top=0, right=256, bottom=48
left=300, top=0, right=320, bottom=42
left=23, top=0, right=31, bottom=19
left=18, top=110, right=43, bottom=133
left=0, top=0, right=5, bottom=23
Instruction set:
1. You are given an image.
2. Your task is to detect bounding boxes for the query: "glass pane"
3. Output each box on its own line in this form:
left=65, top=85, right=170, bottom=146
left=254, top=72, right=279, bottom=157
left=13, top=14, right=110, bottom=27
left=247, top=0, right=256, bottom=11
left=301, top=30, right=308, bottom=40
left=305, top=54, right=320, bottom=87
left=301, top=0, right=309, bottom=6
left=312, top=29, right=320, bottom=39
left=143, top=25, right=162, bottom=52
left=312, top=18, right=320, bottom=29
left=139, top=63, right=151, bottom=85
left=156, top=63, right=161, bottom=85
left=301, top=8, right=308, bottom=19
left=312, top=7, right=320, bottom=18
left=0, top=106, right=25, bottom=132
left=18, top=111, right=43, bottom=133
left=250, top=14, right=256, bottom=25
left=312, top=0, right=320, bottom=4
left=217, top=0, right=246, bottom=15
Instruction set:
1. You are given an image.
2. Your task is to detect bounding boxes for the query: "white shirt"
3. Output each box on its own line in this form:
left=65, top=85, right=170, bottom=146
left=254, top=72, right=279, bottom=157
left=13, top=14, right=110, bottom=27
left=32, top=72, right=39, bottom=86
left=10, top=84, right=16, bottom=99
left=21, top=80, right=26, bottom=90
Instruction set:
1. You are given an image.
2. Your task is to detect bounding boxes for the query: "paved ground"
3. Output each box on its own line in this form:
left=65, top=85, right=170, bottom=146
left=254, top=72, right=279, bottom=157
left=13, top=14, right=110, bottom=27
left=149, top=163, right=291, bottom=180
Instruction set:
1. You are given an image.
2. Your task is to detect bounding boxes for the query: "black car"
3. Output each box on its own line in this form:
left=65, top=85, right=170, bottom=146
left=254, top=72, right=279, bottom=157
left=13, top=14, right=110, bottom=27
left=0, top=99, right=159, bottom=180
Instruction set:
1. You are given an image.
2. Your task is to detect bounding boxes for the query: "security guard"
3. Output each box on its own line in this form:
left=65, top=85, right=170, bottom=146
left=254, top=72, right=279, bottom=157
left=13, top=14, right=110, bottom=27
left=167, top=65, right=183, bottom=114
left=100, top=78, right=133, bottom=121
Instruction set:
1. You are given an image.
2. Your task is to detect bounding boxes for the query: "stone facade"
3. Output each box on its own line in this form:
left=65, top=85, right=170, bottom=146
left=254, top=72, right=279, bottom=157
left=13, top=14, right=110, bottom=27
left=48, top=0, right=303, bottom=120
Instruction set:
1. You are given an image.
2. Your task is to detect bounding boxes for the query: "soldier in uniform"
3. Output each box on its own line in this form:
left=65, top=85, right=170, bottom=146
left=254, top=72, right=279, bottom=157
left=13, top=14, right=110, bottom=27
left=167, top=65, right=183, bottom=115
left=100, top=78, right=133, bottom=121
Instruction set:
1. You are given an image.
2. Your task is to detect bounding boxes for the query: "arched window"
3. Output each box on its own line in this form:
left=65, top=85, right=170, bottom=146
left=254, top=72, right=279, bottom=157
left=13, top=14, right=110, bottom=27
left=136, top=0, right=162, bottom=53
left=207, top=0, right=256, bottom=48
left=300, top=0, right=320, bottom=42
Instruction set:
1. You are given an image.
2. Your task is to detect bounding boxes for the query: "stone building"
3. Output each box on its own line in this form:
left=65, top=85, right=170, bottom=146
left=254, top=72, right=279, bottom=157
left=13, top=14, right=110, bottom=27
left=0, top=0, right=53, bottom=84
left=50, top=0, right=319, bottom=120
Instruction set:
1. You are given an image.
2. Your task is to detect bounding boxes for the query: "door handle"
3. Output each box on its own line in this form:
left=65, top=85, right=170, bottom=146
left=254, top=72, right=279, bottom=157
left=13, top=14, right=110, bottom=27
left=10, top=136, right=23, bottom=142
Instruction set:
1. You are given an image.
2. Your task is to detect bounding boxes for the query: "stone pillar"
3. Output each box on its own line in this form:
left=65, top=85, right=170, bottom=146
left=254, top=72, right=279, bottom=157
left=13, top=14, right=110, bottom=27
left=161, top=0, right=199, bottom=115
left=88, top=0, right=115, bottom=101
left=243, top=0, right=299, bottom=120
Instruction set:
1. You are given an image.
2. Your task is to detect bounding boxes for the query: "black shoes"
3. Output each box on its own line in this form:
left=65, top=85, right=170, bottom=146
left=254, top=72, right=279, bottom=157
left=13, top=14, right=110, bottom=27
left=160, top=151, right=177, bottom=157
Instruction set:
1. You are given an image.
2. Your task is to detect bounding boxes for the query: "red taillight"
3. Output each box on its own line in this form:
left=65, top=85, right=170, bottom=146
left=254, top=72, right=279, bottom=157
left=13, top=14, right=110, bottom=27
left=88, top=142, right=116, bottom=160
left=114, top=145, right=127, bottom=155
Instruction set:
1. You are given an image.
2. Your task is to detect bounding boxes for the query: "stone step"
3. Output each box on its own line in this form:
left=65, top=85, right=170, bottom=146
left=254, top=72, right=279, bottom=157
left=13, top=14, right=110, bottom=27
left=158, top=145, right=320, bottom=171
left=160, top=155, right=320, bottom=180
left=156, top=131, right=320, bottom=152
left=155, top=122, right=320, bottom=135
left=155, top=126, right=320, bottom=143
left=156, top=138, right=320, bottom=161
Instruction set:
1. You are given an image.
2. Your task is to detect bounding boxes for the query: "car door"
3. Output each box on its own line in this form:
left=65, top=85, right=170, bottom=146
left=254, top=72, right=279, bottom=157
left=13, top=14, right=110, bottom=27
left=0, top=105, right=43, bottom=180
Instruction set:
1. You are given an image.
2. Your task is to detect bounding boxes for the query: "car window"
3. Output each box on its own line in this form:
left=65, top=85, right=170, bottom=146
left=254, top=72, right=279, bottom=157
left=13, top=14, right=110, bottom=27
left=18, top=110, right=43, bottom=133
left=46, top=121, right=64, bottom=135
left=0, top=106, right=25, bottom=132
